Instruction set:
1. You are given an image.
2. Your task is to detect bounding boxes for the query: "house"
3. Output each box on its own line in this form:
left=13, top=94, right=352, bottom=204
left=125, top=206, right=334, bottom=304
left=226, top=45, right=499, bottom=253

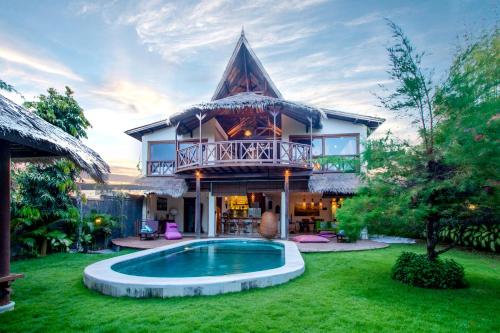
left=125, top=31, right=384, bottom=239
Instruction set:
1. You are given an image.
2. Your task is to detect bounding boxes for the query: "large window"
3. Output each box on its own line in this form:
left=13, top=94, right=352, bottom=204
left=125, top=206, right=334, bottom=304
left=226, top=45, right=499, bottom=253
left=149, top=142, right=176, bottom=161
left=290, top=135, right=360, bottom=173
left=324, top=136, right=357, bottom=156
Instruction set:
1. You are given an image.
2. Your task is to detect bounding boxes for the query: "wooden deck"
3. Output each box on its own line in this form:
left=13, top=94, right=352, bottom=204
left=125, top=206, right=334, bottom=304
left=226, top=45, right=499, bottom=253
left=112, top=236, right=388, bottom=253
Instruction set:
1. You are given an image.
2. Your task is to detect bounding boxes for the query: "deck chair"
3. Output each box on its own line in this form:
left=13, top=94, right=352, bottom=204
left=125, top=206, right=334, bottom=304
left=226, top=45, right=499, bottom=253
left=139, top=220, right=159, bottom=240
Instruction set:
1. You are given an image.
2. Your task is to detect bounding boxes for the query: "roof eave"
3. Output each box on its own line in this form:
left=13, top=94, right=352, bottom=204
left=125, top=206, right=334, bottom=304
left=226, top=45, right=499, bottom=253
left=124, top=119, right=171, bottom=142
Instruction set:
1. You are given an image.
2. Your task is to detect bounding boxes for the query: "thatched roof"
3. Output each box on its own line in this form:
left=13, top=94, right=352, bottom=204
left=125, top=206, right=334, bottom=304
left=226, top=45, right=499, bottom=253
left=169, top=92, right=325, bottom=134
left=308, top=173, right=360, bottom=195
left=0, top=95, right=109, bottom=183
left=135, top=177, right=188, bottom=198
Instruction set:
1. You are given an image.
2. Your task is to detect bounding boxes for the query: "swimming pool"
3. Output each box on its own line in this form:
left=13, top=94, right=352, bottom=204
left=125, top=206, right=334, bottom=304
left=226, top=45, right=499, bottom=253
left=84, top=239, right=304, bottom=298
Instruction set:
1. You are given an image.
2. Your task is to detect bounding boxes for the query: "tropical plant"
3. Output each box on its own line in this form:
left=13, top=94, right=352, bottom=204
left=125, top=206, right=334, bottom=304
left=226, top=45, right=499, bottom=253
left=439, top=224, right=499, bottom=252
left=10, top=202, right=78, bottom=256
left=11, top=87, right=91, bottom=256
left=82, top=211, right=118, bottom=250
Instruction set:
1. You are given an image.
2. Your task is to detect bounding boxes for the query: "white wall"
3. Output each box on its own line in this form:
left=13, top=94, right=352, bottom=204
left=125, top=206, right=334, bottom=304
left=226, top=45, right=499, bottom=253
left=145, top=192, right=209, bottom=233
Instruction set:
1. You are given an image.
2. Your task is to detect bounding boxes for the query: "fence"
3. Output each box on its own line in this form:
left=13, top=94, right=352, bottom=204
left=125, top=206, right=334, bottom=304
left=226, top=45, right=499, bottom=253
left=81, top=195, right=143, bottom=238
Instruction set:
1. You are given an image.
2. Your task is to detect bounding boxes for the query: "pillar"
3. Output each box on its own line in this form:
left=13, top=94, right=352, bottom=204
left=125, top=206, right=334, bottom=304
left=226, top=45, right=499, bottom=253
left=281, top=170, right=290, bottom=240
left=195, top=171, right=201, bottom=238
left=208, top=192, right=215, bottom=237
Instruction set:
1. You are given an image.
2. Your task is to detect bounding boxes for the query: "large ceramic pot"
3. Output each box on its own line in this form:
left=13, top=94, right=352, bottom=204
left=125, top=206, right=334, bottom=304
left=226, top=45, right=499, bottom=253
left=259, top=211, right=278, bottom=239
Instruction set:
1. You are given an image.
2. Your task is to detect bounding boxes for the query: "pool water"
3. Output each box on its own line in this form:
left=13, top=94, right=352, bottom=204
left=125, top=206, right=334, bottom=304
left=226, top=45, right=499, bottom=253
left=112, top=240, right=285, bottom=278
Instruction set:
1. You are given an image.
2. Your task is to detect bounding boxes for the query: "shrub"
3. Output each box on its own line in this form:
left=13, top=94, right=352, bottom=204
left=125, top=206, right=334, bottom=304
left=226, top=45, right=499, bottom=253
left=391, top=252, right=466, bottom=289
left=439, top=224, right=499, bottom=252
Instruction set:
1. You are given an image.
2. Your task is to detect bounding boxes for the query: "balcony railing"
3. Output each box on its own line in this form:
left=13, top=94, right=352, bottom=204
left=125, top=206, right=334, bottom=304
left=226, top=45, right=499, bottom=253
left=146, top=144, right=361, bottom=176
left=176, top=140, right=312, bottom=172
left=312, top=155, right=360, bottom=173
left=147, top=160, right=176, bottom=176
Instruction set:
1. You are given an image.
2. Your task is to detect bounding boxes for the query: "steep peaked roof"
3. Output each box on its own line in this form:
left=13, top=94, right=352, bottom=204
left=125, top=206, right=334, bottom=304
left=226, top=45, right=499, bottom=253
left=125, top=30, right=386, bottom=141
left=212, top=29, right=282, bottom=100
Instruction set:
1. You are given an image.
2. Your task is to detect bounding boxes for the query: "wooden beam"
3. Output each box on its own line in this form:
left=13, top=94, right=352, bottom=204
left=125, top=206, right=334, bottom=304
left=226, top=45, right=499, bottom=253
left=283, top=170, right=290, bottom=240
left=243, top=49, right=250, bottom=92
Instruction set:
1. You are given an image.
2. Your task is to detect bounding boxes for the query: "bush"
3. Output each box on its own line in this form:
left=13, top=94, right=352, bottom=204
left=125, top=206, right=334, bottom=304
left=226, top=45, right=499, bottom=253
left=391, top=252, right=466, bottom=289
left=439, top=224, right=499, bottom=252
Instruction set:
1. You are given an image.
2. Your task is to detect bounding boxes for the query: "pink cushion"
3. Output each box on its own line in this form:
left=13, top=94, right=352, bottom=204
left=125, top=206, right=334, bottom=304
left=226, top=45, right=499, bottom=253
left=292, top=235, right=330, bottom=243
left=165, top=231, right=182, bottom=240
left=165, top=223, right=182, bottom=240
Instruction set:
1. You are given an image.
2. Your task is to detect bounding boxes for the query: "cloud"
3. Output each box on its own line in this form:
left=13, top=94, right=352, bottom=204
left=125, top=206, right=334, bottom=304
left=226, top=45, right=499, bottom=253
left=0, top=47, right=84, bottom=81
left=117, top=0, right=327, bottom=62
left=343, top=12, right=382, bottom=27
left=90, top=80, right=180, bottom=116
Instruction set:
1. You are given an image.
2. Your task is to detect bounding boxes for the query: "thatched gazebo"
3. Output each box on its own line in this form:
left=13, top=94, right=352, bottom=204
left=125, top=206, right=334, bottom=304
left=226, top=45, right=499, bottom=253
left=0, top=95, right=109, bottom=313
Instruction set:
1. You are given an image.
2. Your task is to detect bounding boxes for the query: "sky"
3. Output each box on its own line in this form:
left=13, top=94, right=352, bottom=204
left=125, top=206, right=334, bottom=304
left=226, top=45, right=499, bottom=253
left=0, top=0, right=498, bottom=183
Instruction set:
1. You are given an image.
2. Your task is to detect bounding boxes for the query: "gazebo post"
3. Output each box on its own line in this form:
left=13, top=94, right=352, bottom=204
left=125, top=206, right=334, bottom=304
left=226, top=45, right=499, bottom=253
left=0, top=140, right=13, bottom=310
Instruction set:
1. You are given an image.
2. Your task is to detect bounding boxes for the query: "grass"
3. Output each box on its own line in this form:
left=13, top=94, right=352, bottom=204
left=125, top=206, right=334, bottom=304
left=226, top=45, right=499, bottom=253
left=1, top=244, right=499, bottom=333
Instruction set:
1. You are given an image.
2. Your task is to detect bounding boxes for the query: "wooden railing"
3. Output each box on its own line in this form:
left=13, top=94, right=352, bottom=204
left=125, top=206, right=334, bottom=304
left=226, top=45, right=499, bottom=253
left=176, top=140, right=312, bottom=171
left=147, top=160, right=176, bottom=176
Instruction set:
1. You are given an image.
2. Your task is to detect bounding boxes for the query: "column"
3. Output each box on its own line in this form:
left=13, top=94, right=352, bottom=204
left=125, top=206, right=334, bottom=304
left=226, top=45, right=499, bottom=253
left=208, top=192, right=216, bottom=237
left=280, top=193, right=287, bottom=239
left=195, top=171, right=201, bottom=238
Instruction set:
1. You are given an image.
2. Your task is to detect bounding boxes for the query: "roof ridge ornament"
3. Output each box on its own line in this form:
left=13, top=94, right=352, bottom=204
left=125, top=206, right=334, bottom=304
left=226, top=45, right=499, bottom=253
left=241, top=26, right=245, bottom=37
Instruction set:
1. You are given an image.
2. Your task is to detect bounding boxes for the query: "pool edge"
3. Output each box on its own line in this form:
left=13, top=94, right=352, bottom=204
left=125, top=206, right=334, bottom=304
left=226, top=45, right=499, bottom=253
left=83, top=238, right=305, bottom=298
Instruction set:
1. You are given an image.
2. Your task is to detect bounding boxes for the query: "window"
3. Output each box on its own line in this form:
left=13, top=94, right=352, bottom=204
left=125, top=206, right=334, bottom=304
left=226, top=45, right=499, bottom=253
left=290, top=134, right=360, bottom=173
left=290, top=135, right=358, bottom=156
left=324, top=136, right=357, bottom=156
left=312, top=138, right=323, bottom=157
left=149, top=142, right=176, bottom=161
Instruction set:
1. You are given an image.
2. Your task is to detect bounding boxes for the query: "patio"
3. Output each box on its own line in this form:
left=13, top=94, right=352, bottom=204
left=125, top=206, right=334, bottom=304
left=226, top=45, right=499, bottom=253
left=111, top=236, right=388, bottom=252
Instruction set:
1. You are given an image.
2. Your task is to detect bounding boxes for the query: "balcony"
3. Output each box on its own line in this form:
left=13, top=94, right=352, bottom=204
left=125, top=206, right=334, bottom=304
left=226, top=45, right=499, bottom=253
left=176, top=140, right=312, bottom=174
left=146, top=140, right=312, bottom=176
left=145, top=140, right=361, bottom=176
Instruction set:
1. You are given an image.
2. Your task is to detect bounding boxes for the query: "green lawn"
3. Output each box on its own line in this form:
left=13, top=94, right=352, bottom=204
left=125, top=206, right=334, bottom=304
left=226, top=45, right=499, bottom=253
left=1, top=244, right=499, bottom=333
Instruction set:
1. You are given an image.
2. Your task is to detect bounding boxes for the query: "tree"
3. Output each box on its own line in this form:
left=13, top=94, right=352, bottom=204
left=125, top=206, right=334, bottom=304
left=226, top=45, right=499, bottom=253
left=338, top=22, right=499, bottom=261
left=24, top=86, right=91, bottom=139
left=0, top=79, right=15, bottom=92
left=378, top=19, right=435, bottom=153
left=11, top=87, right=91, bottom=256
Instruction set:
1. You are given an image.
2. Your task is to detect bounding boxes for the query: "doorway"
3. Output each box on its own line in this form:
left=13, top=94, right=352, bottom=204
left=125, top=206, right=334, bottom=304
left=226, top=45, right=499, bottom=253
left=183, top=198, right=203, bottom=233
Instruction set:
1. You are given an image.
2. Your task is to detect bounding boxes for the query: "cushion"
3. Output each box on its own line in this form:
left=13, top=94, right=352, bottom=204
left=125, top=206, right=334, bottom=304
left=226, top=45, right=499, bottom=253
left=165, top=231, right=182, bottom=240
left=141, top=225, right=152, bottom=233
left=292, top=235, right=330, bottom=243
